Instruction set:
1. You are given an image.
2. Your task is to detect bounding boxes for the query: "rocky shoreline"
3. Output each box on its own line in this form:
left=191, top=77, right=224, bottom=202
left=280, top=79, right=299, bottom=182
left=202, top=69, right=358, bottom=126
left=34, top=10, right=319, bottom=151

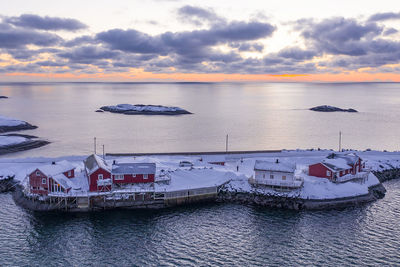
left=0, top=123, right=37, bottom=133
left=100, top=104, right=192, bottom=115
left=0, top=177, right=17, bottom=193
left=0, top=133, right=50, bottom=155
left=310, top=105, right=358, bottom=112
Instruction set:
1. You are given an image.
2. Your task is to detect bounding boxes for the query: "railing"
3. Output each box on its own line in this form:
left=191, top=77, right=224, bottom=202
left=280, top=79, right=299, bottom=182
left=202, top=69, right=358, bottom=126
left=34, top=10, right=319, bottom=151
left=162, top=186, right=218, bottom=200
left=249, top=176, right=304, bottom=188
left=334, top=171, right=369, bottom=183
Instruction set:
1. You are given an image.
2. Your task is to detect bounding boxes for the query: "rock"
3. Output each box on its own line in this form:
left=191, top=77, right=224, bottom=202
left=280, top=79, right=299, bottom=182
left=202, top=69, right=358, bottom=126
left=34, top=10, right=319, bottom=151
left=100, top=104, right=192, bottom=115
left=0, top=96, right=8, bottom=99
left=95, top=109, right=104, bottom=112
left=310, top=105, right=358, bottom=112
left=0, top=133, right=50, bottom=155
left=0, top=123, right=37, bottom=133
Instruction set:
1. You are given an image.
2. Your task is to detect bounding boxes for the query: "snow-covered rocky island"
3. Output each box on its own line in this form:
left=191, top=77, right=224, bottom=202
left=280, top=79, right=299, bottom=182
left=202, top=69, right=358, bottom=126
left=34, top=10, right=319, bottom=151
left=99, top=104, right=192, bottom=115
left=310, top=105, right=358, bottom=112
left=0, top=134, right=50, bottom=155
left=3, top=150, right=399, bottom=212
left=0, top=115, right=37, bottom=133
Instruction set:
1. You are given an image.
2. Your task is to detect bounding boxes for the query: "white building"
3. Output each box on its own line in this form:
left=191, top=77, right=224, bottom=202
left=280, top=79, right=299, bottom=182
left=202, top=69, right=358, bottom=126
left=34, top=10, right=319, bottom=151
left=251, top=159, right=303, bottom=189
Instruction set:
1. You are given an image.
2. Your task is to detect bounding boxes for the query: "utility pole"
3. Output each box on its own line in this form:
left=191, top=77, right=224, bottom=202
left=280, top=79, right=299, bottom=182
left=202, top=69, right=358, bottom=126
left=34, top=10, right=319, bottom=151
left=102, top=144, right=105, bottom=159
left=94, top=137, right=97, bottom=154
left=339, top=131, right=342, bottom=152
left=226, top=134, right=229, bottom=152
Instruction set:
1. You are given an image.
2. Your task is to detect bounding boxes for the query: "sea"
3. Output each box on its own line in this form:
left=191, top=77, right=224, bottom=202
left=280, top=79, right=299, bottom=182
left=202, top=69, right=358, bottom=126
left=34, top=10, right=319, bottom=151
left=0, top=82, right=400, bottom=158
left=0, top=82, right=400, bottom=266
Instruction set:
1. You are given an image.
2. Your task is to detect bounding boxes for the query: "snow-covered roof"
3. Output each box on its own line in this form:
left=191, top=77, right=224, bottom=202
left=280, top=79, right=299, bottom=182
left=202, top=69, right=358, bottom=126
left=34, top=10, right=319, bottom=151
left=254, top=160, right=295, bottom=173
left=112, top=163, right=156, bottom=174
left=321, top=158, right=351, bottom=171
left=36, top=160, right=75, bottom=176
left=52, top=173, right=73, bottom=189
left=326, top=153, right=360, bottom=165
left=84, top=154, right=111, bottom=174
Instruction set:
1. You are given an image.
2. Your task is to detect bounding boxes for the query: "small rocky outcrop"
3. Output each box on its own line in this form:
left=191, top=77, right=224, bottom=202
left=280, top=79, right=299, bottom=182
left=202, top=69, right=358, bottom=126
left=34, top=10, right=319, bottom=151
left=0, top=96, right=8, bottom=99
left=0, top=123, right=37, bottom=133
left=0, top=133, right=50, bottom=155
left=99, top=104, right=192, bottom=115
left=310, top=105, right=358, bottom=112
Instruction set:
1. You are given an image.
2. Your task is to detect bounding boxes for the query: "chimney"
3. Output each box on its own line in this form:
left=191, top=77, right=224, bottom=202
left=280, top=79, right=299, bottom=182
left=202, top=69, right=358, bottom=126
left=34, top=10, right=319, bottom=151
left=275, top=159, right=279, bottom=164
left=113, top=160, right=116, bottom=165
left=52, top=161, right=56, bottom=165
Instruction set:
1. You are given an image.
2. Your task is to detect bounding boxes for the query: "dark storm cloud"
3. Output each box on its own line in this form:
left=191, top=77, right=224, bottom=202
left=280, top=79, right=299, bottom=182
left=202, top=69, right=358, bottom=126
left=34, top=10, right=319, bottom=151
left=0, top=22, right=62, bottom=48
left=177, top=5, right=225, bottom=26
left=277, top=47, right=317, bottom=60
left=368, top=12, right=400, bottom=22
left=5, top=14, right=87, bottom=31
left=58, top=45, right=120, bottom=64
left=300, top=17, right=382, bottom=56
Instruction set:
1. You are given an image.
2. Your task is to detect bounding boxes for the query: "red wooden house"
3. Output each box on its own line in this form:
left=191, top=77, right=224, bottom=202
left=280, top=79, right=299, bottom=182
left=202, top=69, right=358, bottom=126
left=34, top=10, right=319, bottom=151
left=28, top=160, right=75, bottom=195
left=84, top=154, right=112, bottom=192
left=111, top=162, right=156, bottom=185
left=309, top=153, right=364, bottom=181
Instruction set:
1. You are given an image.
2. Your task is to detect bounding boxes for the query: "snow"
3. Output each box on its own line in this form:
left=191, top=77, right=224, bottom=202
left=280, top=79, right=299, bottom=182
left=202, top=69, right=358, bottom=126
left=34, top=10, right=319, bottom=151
left=322, top=158, right=351, bottom=170
left=0, top=115, right=27, bottom=127
left=0, top=136, right=28, bottom=146
left=36, top=160, right=75, bottom=176
left=1, top=150, right=399, bottom=200
left=254, top=160, right=295, bottom=172
left=103, top=104, right=187, bottom=112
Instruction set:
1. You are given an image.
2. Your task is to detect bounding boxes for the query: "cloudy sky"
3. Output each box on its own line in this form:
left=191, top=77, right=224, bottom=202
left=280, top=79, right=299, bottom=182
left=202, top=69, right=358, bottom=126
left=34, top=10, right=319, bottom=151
left=1, top=0, right=400, bottom=82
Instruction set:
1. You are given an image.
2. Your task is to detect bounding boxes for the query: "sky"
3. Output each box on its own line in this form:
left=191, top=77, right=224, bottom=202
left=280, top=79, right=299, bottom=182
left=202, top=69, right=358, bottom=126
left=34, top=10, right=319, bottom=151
left=0, top=0, right=400, bottom=82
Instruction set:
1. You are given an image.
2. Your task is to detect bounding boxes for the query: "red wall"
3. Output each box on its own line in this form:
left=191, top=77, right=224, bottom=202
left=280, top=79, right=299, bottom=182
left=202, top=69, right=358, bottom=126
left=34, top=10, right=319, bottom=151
left=113, top=174, right=155, bottom=184
left=63, top=169, right=75, bottom=179
left=88, top=168, right=111, bottom=192
left=309, top=163, right=333, bottom=179
left=29, top=169, right=49, bottom=195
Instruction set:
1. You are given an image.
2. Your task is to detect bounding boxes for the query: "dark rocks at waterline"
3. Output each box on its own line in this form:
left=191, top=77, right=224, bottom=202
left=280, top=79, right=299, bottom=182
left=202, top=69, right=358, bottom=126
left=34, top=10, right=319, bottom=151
left=373, top=169, right=400, bottom=183
left=0, top=177, right=17, bottom=193
left=99, top=104, right=192, bottom=115
left=0, top=134, right=50, bottom=155
left=0, top=123, right=37, bottom=133
left=95, top=109, right=104, bottom=112
left=310, top=105, right=358, bottom=113
left=0, top=96, right=8, bottom=99
left=217, top=183, right=386, bottom=210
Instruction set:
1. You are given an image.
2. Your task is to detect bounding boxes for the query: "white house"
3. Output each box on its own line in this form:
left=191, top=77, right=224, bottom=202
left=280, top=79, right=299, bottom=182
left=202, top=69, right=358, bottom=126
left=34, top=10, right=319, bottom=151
left=251, top=159, right=303, bottom=189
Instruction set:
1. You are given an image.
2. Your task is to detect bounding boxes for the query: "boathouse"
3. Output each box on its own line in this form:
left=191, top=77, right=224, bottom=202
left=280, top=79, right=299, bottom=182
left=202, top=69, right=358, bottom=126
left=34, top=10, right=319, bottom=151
left=111, top=162, right=156, bottom=185
left=308, top=153, right=365, bottom=182
left=28, top=160, right=75, bottom=195
left=84, top=154, right=112, bottom=192
left=251, top=159, right=303, bottom=189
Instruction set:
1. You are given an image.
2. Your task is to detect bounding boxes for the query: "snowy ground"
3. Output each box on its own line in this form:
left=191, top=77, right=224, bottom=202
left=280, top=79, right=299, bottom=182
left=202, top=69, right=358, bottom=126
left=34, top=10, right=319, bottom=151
left=0, top=115, right=28, bottom=127
left=0, top=149, right=399, bottom=199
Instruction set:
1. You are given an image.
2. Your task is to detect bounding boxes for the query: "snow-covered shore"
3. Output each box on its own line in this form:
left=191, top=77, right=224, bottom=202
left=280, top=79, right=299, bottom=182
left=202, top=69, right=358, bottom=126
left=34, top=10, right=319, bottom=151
left=2, top=150, right=399, bottom=205
left=0, top=115, right=37, bottom=133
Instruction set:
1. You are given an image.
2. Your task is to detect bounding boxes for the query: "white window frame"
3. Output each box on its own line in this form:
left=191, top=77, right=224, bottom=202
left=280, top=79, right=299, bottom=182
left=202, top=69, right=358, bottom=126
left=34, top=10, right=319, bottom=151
left=143, top=174, right=148, bottom=180
left=36, top=171, right=40, bottom=176
left=98, top=174, right=103, bottom=180
left=270, top=174, right=274, bottom=179
left=282, top=175, right=286, bottom=180
left=68, top=170, right=72, bottom=177
left=41, top=178, right=46, bottom=184
left=326, top=170, right=331, bottom=177
left=132, top=174, right=136, bottom=178
left=114, top=174, right=124, bottom=180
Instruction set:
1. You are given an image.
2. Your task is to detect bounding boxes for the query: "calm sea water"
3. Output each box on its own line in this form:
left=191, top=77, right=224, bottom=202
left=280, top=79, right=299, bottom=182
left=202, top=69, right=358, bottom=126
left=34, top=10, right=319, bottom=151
left=0, top=180, right=399, bottom=266
left=0, top=82, right=400, bottom=158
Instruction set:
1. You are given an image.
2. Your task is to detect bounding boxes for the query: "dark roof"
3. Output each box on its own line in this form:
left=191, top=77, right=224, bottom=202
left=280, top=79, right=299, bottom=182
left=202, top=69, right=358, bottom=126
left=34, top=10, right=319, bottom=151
left=112, top=163, right=156, bottom=174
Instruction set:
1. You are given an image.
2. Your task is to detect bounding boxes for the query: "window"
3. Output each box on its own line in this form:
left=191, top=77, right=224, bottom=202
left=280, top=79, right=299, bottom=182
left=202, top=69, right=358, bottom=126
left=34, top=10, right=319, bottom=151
left=270, top=174, right=274, bottom=179
left=282, top=175, right=286, bottom=180
left=263, top=174, right=265, bottom=178
left=132, top=174, right=136, bottom=178
left=68, top=171, right=72, bottom=177
left=143, top=174, right=148, bottom=180
left=114, top=174, right=124, bottom=180
left=42, top=178, right=46, bottom=184
left=98, top=174, right=103, bottom=180
left=36, top=171, right=40, bottom=176
left=326, top=170, right=331, bottom=177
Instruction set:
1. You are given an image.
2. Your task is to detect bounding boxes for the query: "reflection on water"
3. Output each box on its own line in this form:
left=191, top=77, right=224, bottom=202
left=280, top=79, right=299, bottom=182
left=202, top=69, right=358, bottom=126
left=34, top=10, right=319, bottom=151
left=1, top=180, right=400, bottom=266
left=0, top=82, right=400, bottom=158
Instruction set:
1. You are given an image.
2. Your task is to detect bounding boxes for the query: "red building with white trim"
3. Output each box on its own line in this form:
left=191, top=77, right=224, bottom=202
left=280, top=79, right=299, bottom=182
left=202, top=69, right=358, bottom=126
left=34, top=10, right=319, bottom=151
left=28, top=161, right=75, bottom=195
left=84, top=154, right=112, bottom=192
left=112, top=162, right=156, bottom=185
left=309, top=153, right=364, bottom=181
